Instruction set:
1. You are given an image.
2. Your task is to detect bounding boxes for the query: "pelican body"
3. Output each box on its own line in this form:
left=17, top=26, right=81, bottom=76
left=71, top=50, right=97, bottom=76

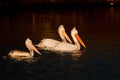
left=7, top=38, right=41, bottom=60
left=37, top=26, right=86, bottom=53
left=36, top=25, right=72, bottom=50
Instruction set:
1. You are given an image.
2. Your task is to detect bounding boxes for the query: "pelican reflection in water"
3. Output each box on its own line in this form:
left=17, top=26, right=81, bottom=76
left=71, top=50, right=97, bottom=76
left=6, top=38, right=41, bottom=60
left=36, top=27, right=86, bottom=53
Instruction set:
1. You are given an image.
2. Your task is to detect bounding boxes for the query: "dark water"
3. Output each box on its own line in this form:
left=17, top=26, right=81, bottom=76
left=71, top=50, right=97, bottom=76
left=0, top=7, right=120, bottom=80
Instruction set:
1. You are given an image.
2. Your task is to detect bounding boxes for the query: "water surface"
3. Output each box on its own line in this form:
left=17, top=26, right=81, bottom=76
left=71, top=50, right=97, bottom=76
left=0, top=7, right=120, bottom=80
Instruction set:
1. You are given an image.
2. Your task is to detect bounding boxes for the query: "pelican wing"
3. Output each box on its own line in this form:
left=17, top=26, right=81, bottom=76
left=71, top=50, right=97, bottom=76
left=54, top=42, right=78, bottom=52
left=37, top=39, right=60, bottom=49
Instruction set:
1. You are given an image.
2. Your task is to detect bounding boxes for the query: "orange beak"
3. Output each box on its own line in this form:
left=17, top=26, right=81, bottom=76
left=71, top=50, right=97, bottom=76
left=29, top=43, right=42, bottom=55
left=62, top=31, right=72, bottom=43
left=75, top=34, right=86, bottom=48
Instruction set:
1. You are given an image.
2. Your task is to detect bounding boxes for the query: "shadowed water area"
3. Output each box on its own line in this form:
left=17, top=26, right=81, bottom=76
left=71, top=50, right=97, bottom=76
left=0, top=7, right=120, bottom=80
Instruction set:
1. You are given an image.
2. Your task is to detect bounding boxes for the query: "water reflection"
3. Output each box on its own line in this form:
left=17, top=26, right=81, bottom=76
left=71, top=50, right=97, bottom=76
left=0, top=7, right=120, bottom=80
left=0, top=7, right=120, bottom=45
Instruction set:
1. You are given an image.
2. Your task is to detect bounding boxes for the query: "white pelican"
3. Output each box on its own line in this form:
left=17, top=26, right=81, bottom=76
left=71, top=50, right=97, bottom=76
left=58, top=25, right=72, bottom=43
left=6, top=38, right=41, bottom=60
left=36, top=25, right=72, bottom=49
left=36, top=27, right=86, bottom=53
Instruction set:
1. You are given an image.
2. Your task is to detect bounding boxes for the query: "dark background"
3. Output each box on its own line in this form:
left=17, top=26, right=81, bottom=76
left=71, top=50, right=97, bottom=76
left=0, top=0, right=120, bottom=9
left=0, top=0, right=119, bottom=80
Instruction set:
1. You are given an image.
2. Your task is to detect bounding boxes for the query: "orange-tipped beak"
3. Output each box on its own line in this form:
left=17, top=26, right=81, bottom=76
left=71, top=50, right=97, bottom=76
left=75, top=34, right=86, bottom=48
left=29, top=43, right=42, bottom=55
left=62, top=31, right=72, bottom=43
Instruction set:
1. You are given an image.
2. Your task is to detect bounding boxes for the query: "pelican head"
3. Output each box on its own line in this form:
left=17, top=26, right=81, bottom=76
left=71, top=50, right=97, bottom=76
left=71, top=27, right=86, bottom=48
left=25, top=38, right=41, bottom=55
left=58, top=25, right=72, bottom=43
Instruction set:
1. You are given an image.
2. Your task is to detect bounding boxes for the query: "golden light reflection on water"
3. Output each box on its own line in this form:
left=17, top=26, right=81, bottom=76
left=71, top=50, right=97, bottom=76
left=0, top=7, right=120, bottom=47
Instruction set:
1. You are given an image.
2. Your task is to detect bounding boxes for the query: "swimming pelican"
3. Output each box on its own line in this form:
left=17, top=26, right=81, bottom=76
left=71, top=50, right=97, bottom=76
left=36, top=27, right=86, bottom=53
left=7, top=38, right=41, bottom=59
left=58, top=25, right=72, bottom=43
left=36, top=25, right=72, bottom=49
